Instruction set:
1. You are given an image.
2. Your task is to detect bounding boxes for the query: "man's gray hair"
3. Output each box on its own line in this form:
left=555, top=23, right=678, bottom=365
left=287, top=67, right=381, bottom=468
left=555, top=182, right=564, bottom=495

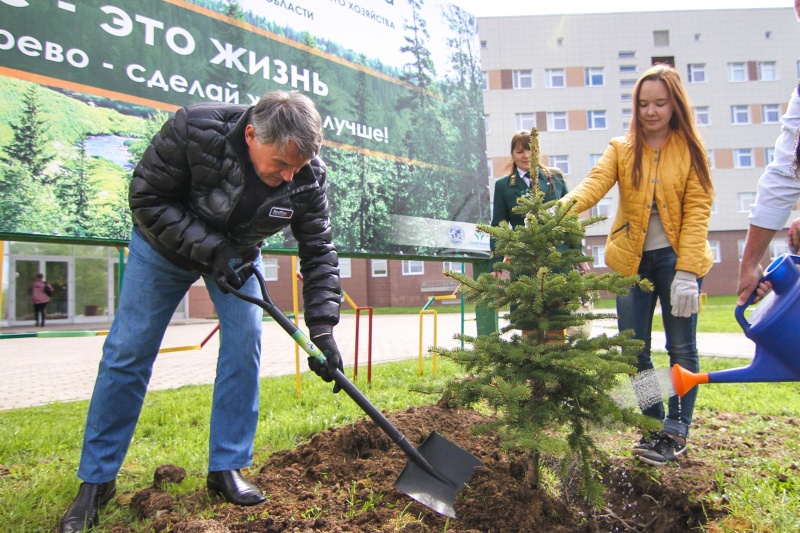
left=250, top=90, right=323, bottom=159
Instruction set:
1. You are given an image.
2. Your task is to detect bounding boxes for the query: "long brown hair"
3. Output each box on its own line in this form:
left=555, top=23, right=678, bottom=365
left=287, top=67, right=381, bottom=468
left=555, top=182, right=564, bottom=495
left=629, top=64, right=712, bottom=193
left=506, top=130, right=550, bottom=178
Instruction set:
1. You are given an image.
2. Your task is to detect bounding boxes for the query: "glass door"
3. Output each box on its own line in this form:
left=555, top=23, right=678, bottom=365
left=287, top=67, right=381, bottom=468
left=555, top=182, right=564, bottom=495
left=11, top=258, right=70, bottom=323
left=13, top=260, right=39, bottom=322
left=45, top=260, right=69, bottom=320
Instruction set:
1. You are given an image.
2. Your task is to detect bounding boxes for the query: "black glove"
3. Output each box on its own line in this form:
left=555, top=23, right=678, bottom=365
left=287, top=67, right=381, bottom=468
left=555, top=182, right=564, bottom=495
left=308, top=325, right=343, bottom=393
left=212, top=243, right=253, bottom=293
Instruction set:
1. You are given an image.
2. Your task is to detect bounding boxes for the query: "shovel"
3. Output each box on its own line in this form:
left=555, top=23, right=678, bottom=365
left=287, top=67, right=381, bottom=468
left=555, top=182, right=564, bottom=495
left=220, top=264, right=483, bottom=519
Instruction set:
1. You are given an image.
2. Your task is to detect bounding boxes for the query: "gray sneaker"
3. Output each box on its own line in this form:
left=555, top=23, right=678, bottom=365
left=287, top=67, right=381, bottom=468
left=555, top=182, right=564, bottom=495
left=631, top=431, right=660, bottom=456
left=638, top=433, right=687, bottom=466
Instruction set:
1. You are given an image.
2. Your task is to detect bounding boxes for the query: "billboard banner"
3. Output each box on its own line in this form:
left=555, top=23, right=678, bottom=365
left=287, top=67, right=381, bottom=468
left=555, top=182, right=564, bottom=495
left=0, top=0, right=489, bottom=258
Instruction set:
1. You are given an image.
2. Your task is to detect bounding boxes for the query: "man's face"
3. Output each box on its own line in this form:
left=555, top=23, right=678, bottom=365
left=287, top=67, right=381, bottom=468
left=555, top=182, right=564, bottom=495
left=245, top=125, right=310, bottom=187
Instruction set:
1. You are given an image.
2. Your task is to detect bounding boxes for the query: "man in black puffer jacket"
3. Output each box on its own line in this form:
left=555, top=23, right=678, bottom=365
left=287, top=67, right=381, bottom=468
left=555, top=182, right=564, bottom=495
left=60, top=91, right=342, bottom=533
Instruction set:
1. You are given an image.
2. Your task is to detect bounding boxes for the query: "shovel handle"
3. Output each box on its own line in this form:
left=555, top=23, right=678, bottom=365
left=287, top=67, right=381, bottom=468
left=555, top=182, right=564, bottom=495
left=220, top=265, right=447, bottom=483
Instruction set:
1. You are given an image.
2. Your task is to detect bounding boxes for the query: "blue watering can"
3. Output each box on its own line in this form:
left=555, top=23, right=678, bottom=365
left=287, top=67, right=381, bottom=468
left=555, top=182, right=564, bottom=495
left=672, top=253, right=800, bottom=396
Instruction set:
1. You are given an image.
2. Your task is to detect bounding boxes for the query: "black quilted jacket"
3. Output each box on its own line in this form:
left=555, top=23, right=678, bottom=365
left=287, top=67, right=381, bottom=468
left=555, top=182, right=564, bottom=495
left=129, top=102, right=340, bottom=327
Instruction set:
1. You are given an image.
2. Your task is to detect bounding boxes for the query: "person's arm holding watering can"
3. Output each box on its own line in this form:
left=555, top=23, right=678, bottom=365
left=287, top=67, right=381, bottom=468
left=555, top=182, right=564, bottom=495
left=737, top=85, right=800, bottom=305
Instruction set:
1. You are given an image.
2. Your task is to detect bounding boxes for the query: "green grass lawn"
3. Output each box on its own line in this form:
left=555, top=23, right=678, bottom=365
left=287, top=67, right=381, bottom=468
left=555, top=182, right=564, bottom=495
left=2, top=295, right=796, bottom=531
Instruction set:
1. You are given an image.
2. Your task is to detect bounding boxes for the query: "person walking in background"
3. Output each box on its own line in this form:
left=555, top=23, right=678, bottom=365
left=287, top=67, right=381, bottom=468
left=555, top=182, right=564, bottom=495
left=489, top=129, right=569, bottom=270
left=29, top=273, right=53, bottom=327
left=562, top=64, right=714, bottom=466
left=59, top=90, right=343, bottom=533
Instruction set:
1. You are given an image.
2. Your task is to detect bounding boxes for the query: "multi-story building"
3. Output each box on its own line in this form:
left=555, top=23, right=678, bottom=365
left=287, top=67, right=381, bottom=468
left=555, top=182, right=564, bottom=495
left=478, top=7, right=800, bottom=295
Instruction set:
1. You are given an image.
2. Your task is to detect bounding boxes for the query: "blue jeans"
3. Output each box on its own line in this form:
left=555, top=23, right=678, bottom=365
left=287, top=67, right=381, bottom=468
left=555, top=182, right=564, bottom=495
left=616, top=246, right=702, bottom=439
left=78, top=228, right=264, bottom=482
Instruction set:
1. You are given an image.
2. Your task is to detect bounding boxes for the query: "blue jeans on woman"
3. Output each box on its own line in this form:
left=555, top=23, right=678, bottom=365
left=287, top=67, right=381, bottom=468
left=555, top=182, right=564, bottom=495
left=77, top=228, right=264, bottom=483
left=616, top=246, right=702, bottom=439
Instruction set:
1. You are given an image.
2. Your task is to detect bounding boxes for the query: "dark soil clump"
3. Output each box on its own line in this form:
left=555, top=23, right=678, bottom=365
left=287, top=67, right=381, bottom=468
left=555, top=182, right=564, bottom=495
left=110, top=404, right=721, bottom=532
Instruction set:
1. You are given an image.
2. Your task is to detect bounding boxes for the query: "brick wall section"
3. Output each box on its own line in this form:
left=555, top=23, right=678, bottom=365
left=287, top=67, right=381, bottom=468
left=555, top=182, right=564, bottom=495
left=188, top=258, right=476, bottom=319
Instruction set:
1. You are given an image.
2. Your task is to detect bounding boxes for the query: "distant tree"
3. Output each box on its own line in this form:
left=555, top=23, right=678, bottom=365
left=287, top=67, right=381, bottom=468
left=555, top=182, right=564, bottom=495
left=396, top=0, right=438, bottom=111
left=2, top=85, right=55, bottom=185
left=55, top=133, right=99, bottom=237
left=93, top=176, right=132, bottom=240
left=127, top=111, right=170, bottom=165
left=0, top=161, right=36, bottom=232
left=440, top=4, right=489, bottom=221
left=222, top=0, right=245, bottom=20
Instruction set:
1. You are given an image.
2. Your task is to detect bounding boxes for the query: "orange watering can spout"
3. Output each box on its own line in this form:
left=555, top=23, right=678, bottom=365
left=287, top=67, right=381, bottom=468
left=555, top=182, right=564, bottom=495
left=671, top=364, right=709, bottom=397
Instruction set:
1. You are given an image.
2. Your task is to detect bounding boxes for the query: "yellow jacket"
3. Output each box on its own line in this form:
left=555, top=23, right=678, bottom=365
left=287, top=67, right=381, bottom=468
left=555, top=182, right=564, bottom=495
left=563, top=132, right=713, bottom=278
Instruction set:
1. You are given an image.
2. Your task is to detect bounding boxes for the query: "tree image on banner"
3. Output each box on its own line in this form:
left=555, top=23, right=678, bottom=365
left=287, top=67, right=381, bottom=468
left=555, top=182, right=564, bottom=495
left=0, top=0, right=489, bottom=256
left=437, top=130, right=656, bottom=506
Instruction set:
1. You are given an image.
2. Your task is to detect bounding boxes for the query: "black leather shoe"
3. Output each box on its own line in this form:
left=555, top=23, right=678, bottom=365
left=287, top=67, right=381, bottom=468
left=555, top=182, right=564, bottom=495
left=207, top=469, right=265, bottom=506
left=59, top=480, right=116, bottom=533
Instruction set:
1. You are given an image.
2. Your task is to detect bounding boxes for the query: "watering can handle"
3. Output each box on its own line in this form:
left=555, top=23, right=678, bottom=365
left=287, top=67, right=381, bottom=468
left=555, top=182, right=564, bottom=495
left=734, top=291, right=758, bottom=335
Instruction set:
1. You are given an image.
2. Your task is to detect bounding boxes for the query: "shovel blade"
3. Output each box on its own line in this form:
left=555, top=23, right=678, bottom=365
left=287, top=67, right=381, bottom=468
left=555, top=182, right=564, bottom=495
left=393, top=431, right=483, bottom=519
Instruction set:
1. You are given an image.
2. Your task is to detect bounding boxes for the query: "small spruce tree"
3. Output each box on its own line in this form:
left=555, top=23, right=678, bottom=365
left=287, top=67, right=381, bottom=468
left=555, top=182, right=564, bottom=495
left=439, top=128, right=654, bottom=507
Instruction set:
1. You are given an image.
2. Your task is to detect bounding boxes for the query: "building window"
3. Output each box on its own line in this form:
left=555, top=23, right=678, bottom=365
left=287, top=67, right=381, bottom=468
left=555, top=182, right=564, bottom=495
left=584, top=67, right=605, bottom=87
left=515, top=113, right=536, bottom=132
left=737, top=239, right=746, bottom=260
left=619, top=65, right=637, bottom=74
left=481, top=71, right=488, bottom=91
left=512, top=69, right=533, bottom=89
left=442, top=261, right=463, bottom=272
left=402, top=260, right=424, bottom=276
left=480, top=40, right=487, bottom=48
left=771, top=239, right=790, bottom=259
left=765, top=147, right=775, bottom=164
left=590, top=197, right=612, bottom=218
left=728, top=62, right=748, bottom=82
left=483, top=115, right=490, bottom=135
left=687, top=63, right=706, bottom=83
left=694, top=106, right=710, bottom=126
left=620, top=79, right=637, bottom=87
left=338, top=257, right=352, bottom=278
left=709, top=241, right=721, bottom=263
left=762, top=104, right=780, bottom=123
left=591, top=245, right=607, bottom=267
left=550, top=155, right=570, bottom=174
left=587, top=110, right=607, bottom=130
left=758, top=61, right=777, bottom=81
left=738, top=191, right=756, bottom=212
left=261, top=258, right=279, bottom=281
left=734, top=149, right=753, bottom=169
left=589, top=154, right=603, bottom=167
left=621, top=108, right=632, bottom=118
left=545, top=68, right=565, bottom=88
left=547, top=112, right=568, bottom=131
left=730, top=105, right=750, bottom=125
left=371, top=259, right=387, bottom=277
left=653, top=30, right=669, bottom=47
left=620, top=93, right=632, bottom=102
left=618, top=51, right=635, bottom=59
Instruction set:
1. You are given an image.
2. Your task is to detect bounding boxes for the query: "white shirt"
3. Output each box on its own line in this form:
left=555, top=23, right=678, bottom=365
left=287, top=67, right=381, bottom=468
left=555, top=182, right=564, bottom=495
left=750, top=86, right=800, bottom=230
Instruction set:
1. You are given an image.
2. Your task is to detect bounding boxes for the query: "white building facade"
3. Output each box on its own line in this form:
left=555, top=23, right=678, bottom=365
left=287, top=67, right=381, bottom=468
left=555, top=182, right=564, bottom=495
left=478, top=7, right=800, bottom=295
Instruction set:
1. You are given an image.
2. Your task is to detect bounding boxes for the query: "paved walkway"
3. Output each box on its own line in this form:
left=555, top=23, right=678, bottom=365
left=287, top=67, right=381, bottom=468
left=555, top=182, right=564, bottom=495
left=0, top=314, right=755, bottom=411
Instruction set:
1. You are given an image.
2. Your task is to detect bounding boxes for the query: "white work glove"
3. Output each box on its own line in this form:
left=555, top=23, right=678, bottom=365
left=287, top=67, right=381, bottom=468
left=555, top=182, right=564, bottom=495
left=670, top=270, right=699, bottom=318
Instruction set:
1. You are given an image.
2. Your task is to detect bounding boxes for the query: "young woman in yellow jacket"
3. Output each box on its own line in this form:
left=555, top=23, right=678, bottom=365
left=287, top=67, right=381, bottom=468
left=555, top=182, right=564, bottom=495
left=563, top=64, right=713, bottom=466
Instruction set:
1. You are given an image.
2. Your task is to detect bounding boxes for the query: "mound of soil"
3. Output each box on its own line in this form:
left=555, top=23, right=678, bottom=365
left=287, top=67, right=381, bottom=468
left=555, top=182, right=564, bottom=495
left=111, top=403, right=723, bottom=532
